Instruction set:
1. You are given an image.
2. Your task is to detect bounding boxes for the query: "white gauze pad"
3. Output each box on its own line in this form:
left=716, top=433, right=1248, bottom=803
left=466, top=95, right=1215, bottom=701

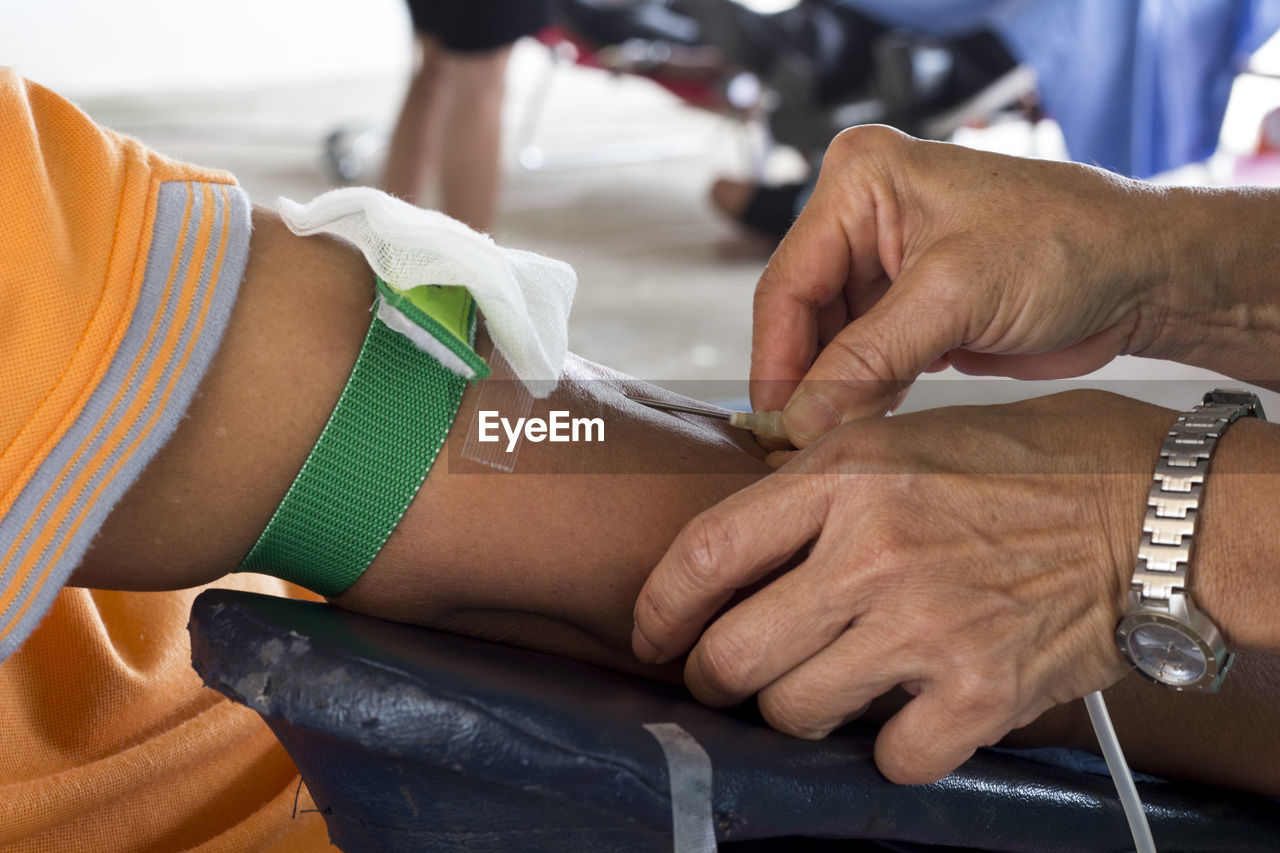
left=277, top=188, right=577, bottom=398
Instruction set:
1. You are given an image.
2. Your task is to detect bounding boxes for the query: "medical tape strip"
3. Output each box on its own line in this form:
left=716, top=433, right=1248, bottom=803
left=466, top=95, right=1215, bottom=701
left=459, top=347, right=533, bottom=472
left=643, top=723, right=718, bottom=853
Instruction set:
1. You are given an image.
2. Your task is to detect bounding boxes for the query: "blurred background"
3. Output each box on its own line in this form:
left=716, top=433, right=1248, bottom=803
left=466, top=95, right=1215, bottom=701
left=7, top=0, right=1280, bottom=409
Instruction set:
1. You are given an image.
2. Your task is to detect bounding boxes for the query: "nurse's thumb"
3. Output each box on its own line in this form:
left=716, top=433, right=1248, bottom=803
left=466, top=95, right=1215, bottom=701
left=782, top=284, right=961, bottom=446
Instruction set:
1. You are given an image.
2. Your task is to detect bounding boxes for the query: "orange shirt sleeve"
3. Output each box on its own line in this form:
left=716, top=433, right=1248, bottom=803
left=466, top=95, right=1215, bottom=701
left=0, top=70, right=338, bottom=851
left=0, top=68, right=252, bottom=660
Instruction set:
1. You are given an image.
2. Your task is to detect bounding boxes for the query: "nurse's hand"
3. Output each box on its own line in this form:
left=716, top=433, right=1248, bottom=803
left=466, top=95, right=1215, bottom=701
left=632, top=390, right=1173, bottom=784
left=750, top=125, right=1176, bottom=447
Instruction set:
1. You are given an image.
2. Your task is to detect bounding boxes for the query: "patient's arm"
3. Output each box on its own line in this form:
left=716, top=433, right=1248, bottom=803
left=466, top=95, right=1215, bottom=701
left=78, top=209, right=1280, bottom=797
left=77, top=207, right=771, bottom=679
left=337, top=354, right=770, bottom=677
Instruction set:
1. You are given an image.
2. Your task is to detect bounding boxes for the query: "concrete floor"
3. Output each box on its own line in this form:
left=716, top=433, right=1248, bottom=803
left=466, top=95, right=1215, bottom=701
left=75, top=42, right=1280, bottom=413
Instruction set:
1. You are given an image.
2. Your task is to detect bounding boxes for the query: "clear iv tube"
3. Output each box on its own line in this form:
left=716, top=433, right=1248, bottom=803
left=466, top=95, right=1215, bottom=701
left=1084, top=690, right=1157, bottom=853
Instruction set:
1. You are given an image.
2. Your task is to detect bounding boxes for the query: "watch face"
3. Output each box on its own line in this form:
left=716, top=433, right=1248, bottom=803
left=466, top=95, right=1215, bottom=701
left=1125, top=622, right=1208, bottom=685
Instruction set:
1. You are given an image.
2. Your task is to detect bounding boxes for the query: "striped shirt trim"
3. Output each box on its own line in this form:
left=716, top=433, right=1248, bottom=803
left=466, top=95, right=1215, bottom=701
left=0, top=181, right=250, bottom=661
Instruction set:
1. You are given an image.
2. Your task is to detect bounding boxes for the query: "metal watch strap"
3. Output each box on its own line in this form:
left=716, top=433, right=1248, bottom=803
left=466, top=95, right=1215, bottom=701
left=1132, top=390, right=1262, bottom=611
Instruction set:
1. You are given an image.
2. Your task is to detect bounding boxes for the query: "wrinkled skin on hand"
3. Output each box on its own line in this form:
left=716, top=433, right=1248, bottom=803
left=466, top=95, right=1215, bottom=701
left=750, top=125, right=1177, bottom=445
left=633, top=390, right=1176, bottom=784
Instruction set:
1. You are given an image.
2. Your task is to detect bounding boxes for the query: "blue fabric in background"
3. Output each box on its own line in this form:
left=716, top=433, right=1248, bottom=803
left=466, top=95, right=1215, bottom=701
left=836, top=0, right=1280, bottom=177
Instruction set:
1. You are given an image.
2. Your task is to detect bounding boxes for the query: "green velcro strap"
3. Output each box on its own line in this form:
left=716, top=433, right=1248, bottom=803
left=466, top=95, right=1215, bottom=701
left=377, top=277, right=491, bottom=381
left=236, top=309, right=471, bottom=597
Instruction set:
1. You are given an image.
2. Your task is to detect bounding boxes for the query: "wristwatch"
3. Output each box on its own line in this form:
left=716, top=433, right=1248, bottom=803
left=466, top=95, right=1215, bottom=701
left=1116, top=388, right=1265, bottom=692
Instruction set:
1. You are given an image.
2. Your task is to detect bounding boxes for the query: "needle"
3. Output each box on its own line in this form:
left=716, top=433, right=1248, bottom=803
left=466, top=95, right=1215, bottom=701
left=624, top=394, right=790, bottom=444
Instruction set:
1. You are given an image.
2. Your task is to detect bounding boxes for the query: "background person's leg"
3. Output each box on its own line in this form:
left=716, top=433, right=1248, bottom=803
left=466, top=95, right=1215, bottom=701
left=436, top=45, right=512, bottom=232
left=383, top=34, right=448, bottom=206
left=383, top=0, right=550, bottom=231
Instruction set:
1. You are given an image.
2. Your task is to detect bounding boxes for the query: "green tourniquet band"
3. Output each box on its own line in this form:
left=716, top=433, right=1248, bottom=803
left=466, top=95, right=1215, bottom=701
left=236, top=307, right=473, bottom=596
left=377, top=277, right=491, bottom=380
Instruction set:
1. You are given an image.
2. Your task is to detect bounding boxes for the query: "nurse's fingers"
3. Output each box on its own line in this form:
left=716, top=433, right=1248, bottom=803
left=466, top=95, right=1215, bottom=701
left=631, top=469, right=832, bottom=664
